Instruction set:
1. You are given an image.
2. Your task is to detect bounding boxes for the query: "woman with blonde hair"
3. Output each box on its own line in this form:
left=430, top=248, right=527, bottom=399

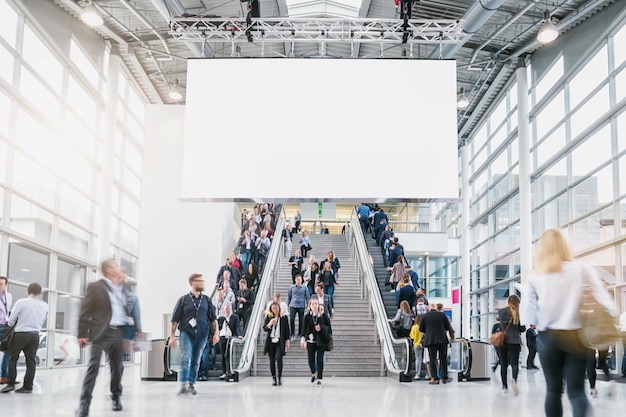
left=521, top=229, right=617, bottom=417
left=496, top=294, right=525, bottom=395
left=388, top=300, right=414, bottom=338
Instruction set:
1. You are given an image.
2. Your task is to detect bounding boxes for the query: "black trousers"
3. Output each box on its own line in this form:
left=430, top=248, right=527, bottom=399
left=427, top=343, right=448, bottom=381
left=80, top=327, right=124, bottom=407
left=306, top=343, right=325, bottom=379
left=8, top=332, right=38, bottom=389
left=527, top=346, right=538, bottom=367
left=267, top=342, right=284, bottom=378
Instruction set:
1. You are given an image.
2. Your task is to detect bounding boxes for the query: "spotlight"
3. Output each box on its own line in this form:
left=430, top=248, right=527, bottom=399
left=80, top=3, right=103, bottom=28
left=537, top=10, right=558, bottom=44
left=168, top=80, right=183, bottom=101
left=457, top=87, right=469, bottom=109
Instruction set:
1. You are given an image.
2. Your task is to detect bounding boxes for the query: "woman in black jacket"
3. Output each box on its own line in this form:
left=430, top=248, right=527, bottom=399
left=263, top=301, right=290, bottom=386
left=497, top=294, right=526, bottom=396
left=300, top=298, right=331, bottom=386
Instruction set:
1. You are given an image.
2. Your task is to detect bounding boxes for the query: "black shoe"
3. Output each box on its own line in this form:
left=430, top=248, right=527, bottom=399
left=278, top=377, right=282, bottom=386
left=0, top=384, right=14, bottom=393
left=76, top=404, right=89, bottom=417
left=112, top=397, right=123, bottom=411
left=15, top=386, right=33, bottom=393
left=272, top=377, right=277, bottom=386
left=311, top=374, right=316, bottom=383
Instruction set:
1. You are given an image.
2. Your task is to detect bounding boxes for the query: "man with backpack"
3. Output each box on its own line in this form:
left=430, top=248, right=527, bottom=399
left=170, top=274, right=219, bottom=395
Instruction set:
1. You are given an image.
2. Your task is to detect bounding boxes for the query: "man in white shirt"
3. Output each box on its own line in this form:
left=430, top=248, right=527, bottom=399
left=0, top=276, right=13, bottom=384
left=1, top=283, right=48, bottom=393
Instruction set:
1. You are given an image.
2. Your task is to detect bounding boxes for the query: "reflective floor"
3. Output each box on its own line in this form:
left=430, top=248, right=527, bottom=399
left=0, top=365, right=623, bottom=417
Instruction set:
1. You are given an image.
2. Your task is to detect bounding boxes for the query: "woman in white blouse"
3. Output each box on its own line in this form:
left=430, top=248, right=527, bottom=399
left=521, top=229, right=616, bottom=417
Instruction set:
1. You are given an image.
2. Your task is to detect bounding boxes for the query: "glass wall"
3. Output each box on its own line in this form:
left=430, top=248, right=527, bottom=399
left=0, top=0, right=147, bottom=367
left=460, top=12, right=626, bottom=350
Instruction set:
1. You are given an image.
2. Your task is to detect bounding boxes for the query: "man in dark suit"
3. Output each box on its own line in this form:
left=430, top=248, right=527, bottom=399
left=419, top=303, right=453, bottom=385
left=76, top=259, right=127, bottom=417
left=218, top=303, right=242, bottom=379
left=526, top=324, right=539, bottom=369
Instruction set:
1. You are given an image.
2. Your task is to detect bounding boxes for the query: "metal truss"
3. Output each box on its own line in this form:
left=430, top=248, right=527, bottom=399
left=169, top=17, right=466, bottom=45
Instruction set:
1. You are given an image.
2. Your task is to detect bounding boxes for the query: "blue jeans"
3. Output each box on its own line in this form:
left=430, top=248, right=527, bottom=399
left=0, top=325, right=9, bottom=377
left=538, top=330, right=589, bottom=417
left=289, top=307, right=304, bottom=338
left=324, top=285, right=335, bottom=308
left=179, top=331, right=206, bottom=385
left=240, top=251, right=251, bottom=272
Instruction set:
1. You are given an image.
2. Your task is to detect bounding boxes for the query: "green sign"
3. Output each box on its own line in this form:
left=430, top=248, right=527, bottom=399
left=318, top=202, right=322, bottom=218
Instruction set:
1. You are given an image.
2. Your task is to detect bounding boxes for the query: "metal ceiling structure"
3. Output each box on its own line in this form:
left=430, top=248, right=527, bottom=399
left=52, top=0, right=614, bottom=141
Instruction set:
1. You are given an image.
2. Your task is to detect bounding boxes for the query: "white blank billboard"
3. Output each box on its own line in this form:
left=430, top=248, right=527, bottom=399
left=182, top=58, right=458, bottom=202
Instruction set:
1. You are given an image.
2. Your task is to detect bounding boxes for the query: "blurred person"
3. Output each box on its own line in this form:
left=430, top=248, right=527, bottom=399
left=75, top=260, right=128, bottom=416
left=288, top=249, right=304, bottom=285
left=218, top=303, right=242, bottom=380
left=0, top=283, right=48, bottom=394
left=320, top=251, right=340, bottom=308
left=420, top=303, right=453, bottom=385
left=300, top=230, right=312, bottom=258
left=243, top=262, right=260, bottom=293
left=586, top=348, right=612, bottom=398
left=521, top=229, right=617, bottom=417
left=397, top=274, right=416, bottom=308
left=237, top=230, right=253, bottom=272
left=357, top=203, right=370, bottom=235
left=234, top=279, right=255, bottom=334
left=387, top=255, right=408, bottom=293
left=170, top=273, right=219, bottom=395
left=526, top=325, right=539, bottom=369
left=300, top=298, right=331, bottom=386
left=266, top=293, right=289, bottom=316
left=303, top=255, right=319, bottom=296
left=282, top=224, right=293, bottom=257
left=255, top=230, right=271, bottom=273
left=409, top=314, right=424, bottom=379
left=496, top=294, right=525, bottom=396
left=0, top=276, right=13, bottom=384
left=314, top=283, right=333, bottom=321
left=388, top=300, right=413, bottom=339
left=288, top=275, right=309, bottom=340
left=263, top=301, right=290, bottom=386
left=491, top=317, right=502, bottom=373
left=294, top=209, right=302, bottom=233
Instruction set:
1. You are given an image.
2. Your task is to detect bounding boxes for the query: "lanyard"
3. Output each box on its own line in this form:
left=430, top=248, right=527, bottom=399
left=189, top=292, right=203, bottom=318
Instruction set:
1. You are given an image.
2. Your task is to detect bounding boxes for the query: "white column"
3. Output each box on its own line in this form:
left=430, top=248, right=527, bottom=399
left=98, top=49, right=121, bottom=264
left=460, top=142, right=471, bottom=339
left=516, top=64, right=532, bottom=287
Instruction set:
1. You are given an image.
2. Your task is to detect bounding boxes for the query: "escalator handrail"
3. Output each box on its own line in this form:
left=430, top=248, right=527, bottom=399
left=347, top=210, right=411, bottom=376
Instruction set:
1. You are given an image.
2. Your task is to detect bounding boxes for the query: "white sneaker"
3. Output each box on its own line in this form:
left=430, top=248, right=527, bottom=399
left=389, top=289, right=395, bottom=293
left=511, top=380, right=519, bottom=396
left=607, top=380, right=615, bottom=397
left=219, top=373, right=226, bottom=379
left=501, top=389, right=507, bottom=395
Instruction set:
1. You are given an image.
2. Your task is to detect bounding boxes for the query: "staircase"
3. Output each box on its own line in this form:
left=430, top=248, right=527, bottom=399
left=255, top=233, right=382, bottom=377
left=365, top=233, right=397, bottom=318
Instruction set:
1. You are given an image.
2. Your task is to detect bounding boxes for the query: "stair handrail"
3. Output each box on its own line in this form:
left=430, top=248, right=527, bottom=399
left=229, top=210, right=287, bottom=378
left=347, top=210, right=412, bottom=378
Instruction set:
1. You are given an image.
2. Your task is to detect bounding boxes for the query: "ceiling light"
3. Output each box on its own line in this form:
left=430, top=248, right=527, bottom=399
left=537, top=10, right=558, bottom=44
left=81, top=4, right=103, bottom=28
left=457, top=87, right=469, bottom=109
left=168, top=80, right=183, bottom=101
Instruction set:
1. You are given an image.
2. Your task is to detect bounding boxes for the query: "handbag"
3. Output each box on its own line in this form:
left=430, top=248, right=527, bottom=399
left=577, top=266, right=620, bottom=350
left=326, top=336, right=334, bottom=352
left=0, top=323, right=16, bottom=352
left=489, top=320, right=511, bottom=347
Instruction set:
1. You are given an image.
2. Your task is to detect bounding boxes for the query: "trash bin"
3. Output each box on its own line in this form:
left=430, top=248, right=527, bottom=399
left=141, top=338, right=176, bottom=381
left=450, top=338, right=491, bottom=382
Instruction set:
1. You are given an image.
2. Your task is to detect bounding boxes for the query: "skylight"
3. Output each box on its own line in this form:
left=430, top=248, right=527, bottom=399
left=286, top=0, right=362, bottom=18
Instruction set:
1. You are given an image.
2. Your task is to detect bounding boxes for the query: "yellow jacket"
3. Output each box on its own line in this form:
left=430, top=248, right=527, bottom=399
left=409, top=324, right=423, bottom=347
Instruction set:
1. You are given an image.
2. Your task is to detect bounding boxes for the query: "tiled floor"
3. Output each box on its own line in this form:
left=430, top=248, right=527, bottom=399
left=0, top=365, right=623, bottom=417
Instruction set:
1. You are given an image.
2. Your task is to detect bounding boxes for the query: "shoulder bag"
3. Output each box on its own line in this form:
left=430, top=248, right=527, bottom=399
left=0, top=323, right=16, bottom=352
left=489, top=319, right=511, bottom=347
left=577, top=265, right=620, bottom=350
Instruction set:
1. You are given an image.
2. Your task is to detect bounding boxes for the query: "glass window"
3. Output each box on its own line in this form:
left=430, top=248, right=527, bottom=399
left=536, top=124, right=565, bottom=168
left=535, top=193, right=568, bottom=232
left=64, top=111, right=97, bottom=157
left=9, top=195, right=53, bottom=244
left=618, top=110, right=626, bottom=153
left=617, top=154, right=626, bottom=197
left=59, top=182, right=91, bottom=229
left=535, top=91, right=565, bottom=140
left=570, top=86, right=610, bottom=138
left=22, top=25, right=64, bottom=93
left=70, top=39, right=100, bottom=90
left=0, top=140, right=6, bottom=184
left=57, top=220, right=90, bottom=261
left=0, top=92, right=10, bottom=139
left=61, top=149, right=93, bottom=194
left=576, top=246, right=616, bottom=285
left=472, top=123, right=488, bottom=156
left=120, top=250, right=137, bottom=278
left=122, top=195, right=140, bottom=229
left=614, top=23, right=626, bottom=69
left=569, top=45, right=608, bottom=110
left=0, top=0, right=18, bottom=48
left=493, top=228, right=511, bottom=254
left=120, top=222, right=139, bottom=253
left=67, top=76, right=99, bottom=127
left=124, top=142, right=142, bottom=176
left=126, top=113, right=144, bottom=145
left=491, top=150, right=508, bottom=180
left=0, top=44, right=14, bottom=84
left=572, top=164, right=613, bottom=218
left=12, top=150, right=56, bottom=208
left=8, top=242, right=50, bottom=287
left=118, top=72, right=128, bottom=100
left=508, top=82, right=517, bottom=113
left=128, top=87, right=145, bottom=122
left=123, top=167, right=141, bottom=198
left=616, top=67, right=626, bottom=106
left=509, top=109, right=518, bottom=133
left=534, top=56, right=564, bottom=105
left=15, top=108, right=59, bottom=171
left=571, top=124, right=612, bottom=179
left=57, top=259, right=86, bottom=295
left=490, top=98, right=506, bottom=129
left=495, top=202, right=510, bottom=230
left=490, top=123, right=507, bottom=152
left=19, top=68, right=61, bottom=123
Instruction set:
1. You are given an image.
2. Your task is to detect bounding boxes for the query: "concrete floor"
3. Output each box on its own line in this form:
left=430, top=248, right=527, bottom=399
left=0, top=365, right=623, bottom=417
